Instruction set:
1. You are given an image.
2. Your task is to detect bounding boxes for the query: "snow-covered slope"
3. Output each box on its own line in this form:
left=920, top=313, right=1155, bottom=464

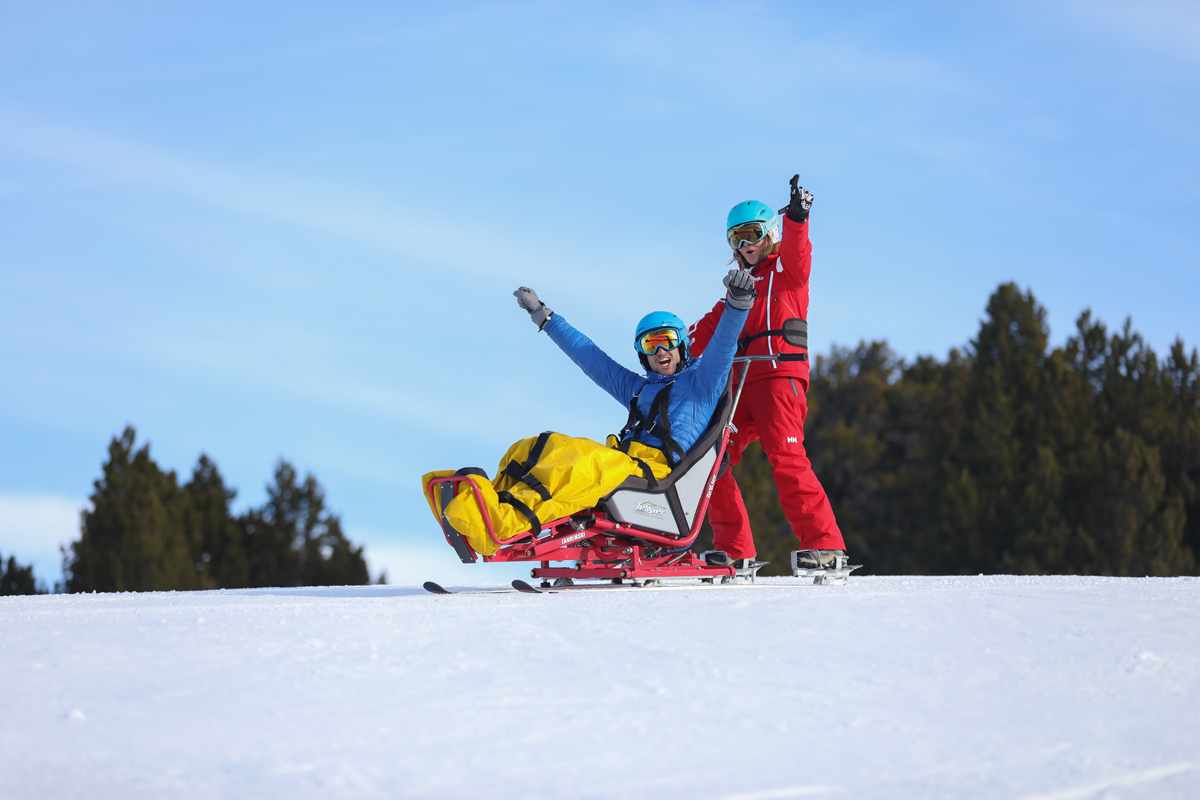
left=2, top=575, right=1198, bottom=799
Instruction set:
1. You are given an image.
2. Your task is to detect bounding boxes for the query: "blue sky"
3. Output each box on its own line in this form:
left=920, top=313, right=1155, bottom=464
left=2, top=1, right=1197, bottom=586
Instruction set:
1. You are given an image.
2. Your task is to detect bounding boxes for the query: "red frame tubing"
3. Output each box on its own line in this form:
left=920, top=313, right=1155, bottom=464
left=427, top=425, right=738, bottom=583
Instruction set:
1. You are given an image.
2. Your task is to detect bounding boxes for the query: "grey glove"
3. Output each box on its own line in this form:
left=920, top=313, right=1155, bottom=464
left=514, top=286, right=553, bottom=330
left=723, top=269, right=758, bottom=311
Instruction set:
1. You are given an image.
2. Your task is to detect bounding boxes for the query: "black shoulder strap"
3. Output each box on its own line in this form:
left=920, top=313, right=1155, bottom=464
left=645, top=383, right=687, bottom=466
left=617, top=383, right=686, bottom=467
left=616, top=387, right=646, bottom=444
left=500, top=431, right=553, bottom=502
left=614, top=382, right=686, bottom=467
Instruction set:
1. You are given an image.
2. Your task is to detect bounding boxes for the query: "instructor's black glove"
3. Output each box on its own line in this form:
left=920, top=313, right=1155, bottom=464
left=513, top=286, right=553, bottom=330
left=723, top=268, right=758, bottom=311
left=780, top=173, right=814, bottom=223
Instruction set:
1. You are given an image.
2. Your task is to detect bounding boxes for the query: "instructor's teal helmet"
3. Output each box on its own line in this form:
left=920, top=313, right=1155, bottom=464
left=726, top=200, right=779, bottom=248
left=634, top=311, right=690, bottom=373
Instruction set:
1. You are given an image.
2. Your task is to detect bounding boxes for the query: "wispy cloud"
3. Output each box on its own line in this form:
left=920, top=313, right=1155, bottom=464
left=0, top=108, right=555, bottom=284
left=585, top=3, right=963, bottom=97
left=1059, top=0, right=1200, bottom=68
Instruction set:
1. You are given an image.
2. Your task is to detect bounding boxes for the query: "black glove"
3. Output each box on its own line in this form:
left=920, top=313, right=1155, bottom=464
left=781, top=174, right=814, bottom=223
left=513, top=286, right=552, bottom=330
left=723, top=269, right=757, bottom=311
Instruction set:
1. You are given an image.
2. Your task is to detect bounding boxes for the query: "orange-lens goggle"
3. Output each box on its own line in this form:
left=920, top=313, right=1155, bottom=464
left=727, top=221, right=767, bottom=249
left=636, top=327, right=682, bottom=355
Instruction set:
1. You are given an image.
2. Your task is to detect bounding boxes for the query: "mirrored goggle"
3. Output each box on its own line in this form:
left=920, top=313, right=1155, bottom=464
left=636, top=327, right=682, bottom=355
left=727, top=221, right=767, bottom=249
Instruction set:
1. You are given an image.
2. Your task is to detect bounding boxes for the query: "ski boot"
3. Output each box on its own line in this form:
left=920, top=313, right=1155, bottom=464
left=790, top=549, right=860, bottom=585
left=702, top=550, right=732, bottom=567
left=728, top=557, right=769, bottom=583
left=701, top=551, right=767, bottom=583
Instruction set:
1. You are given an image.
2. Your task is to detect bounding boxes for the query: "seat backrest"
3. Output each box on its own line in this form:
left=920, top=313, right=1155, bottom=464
left=596, top=378, right=733, bottom=536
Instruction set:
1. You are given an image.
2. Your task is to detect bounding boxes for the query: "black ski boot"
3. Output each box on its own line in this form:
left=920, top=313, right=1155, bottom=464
left=703, top=550, right=732, bottom=567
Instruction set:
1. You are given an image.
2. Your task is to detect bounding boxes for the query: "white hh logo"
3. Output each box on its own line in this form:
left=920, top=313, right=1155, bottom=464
left=634, top=501, right=666, bottom=518
left=787, top=436, right=798, bottom=443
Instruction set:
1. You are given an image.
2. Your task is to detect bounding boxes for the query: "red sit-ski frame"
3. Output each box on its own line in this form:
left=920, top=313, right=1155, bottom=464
left=426, top=354, right=790, bottom=586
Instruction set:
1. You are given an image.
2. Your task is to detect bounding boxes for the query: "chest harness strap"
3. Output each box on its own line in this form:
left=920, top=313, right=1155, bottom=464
left=738, top=319, right=808, bottom=353
left=737, top=319, right=810, bottom=363
left=616, top=382, right=687, bottom=468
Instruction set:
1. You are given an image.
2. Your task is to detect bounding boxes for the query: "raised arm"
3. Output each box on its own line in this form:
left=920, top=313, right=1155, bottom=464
left=774, top=175, right=814, bottom=290
left=543, top=314, right=643, bottom=406
left=513, top=287, right=642, bottom=405
left=691, top=270, right=754, bottom=399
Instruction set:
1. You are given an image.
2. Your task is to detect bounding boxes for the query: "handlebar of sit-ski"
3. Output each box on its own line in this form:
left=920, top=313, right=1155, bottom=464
left=728, top=354, right=804, bottom=425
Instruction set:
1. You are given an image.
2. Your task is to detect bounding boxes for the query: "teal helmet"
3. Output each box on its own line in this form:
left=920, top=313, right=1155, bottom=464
left=634, top=311, right=690, bottom=372
left=726, top=200, right=779, bottom=248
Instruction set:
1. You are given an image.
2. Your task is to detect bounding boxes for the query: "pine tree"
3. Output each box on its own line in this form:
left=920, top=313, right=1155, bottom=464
left=64, top=427, right=203, bottom=593
left=62, top=432, right=375, bottom=591
left=241, top=460, right=370, bottom=587
left=0, top=552, right=46, bottom=595
left=1060, top=315, right=1195, bottom=575
left=1164, top=339, right=1200, bottom=564
left=181, top=455, right=247, bottom=589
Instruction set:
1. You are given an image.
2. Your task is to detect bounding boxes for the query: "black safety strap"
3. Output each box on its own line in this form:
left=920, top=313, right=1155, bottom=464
left=629, top=456, right=659, bottom=490
left=616, top=387, right=647, bottom=443
left=454, top=467, right=490, bottom=479
left=645, top=384, right=687, bottom=466
left=615, top=382, right=686, bottom=467
left=496, top=491, right=542, bottom=537
left=500, top=431, right=553, bottom=502
left=738, top=327, right=808, bottom=353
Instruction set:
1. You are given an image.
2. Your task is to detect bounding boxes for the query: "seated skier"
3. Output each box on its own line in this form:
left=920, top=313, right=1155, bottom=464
left=421, top=269, right=756, bottom=556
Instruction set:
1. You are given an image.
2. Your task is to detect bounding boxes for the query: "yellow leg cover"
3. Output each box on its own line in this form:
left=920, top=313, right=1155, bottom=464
left=421, top=433, right=671, bottom=556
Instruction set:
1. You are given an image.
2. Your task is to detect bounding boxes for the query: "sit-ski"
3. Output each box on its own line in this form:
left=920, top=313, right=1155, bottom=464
left=425, top=319, right=860, bottom=594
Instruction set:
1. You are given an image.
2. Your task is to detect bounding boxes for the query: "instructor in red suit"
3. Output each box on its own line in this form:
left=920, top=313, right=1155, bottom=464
left=688, top=175, right=846, bottom=569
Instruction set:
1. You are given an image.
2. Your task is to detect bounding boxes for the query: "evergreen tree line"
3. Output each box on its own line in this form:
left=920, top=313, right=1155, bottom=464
left=1, top=552, right=46, bottom=595
left=719, top=283, right=1200, bottom=577
left=58, top=427, right=374, bottom=592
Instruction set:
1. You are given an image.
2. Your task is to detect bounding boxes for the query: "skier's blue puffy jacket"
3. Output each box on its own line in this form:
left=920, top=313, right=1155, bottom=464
left=543, top=303, right=748, bottom=457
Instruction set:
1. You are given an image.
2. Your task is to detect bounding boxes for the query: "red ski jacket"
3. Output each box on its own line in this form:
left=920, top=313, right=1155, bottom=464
left=688, top=214, right=813, bottom=391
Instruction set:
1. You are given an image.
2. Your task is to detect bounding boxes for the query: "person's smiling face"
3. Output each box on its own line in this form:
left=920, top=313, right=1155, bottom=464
left=649, top=347, right=681, bottom=376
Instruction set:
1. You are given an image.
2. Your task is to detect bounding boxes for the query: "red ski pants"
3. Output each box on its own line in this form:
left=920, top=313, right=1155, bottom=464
left=709, top=376, right=844, bottom=558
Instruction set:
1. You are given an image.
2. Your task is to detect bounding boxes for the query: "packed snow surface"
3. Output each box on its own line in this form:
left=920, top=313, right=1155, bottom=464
left=2, top=575, right=1198, bottom=799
